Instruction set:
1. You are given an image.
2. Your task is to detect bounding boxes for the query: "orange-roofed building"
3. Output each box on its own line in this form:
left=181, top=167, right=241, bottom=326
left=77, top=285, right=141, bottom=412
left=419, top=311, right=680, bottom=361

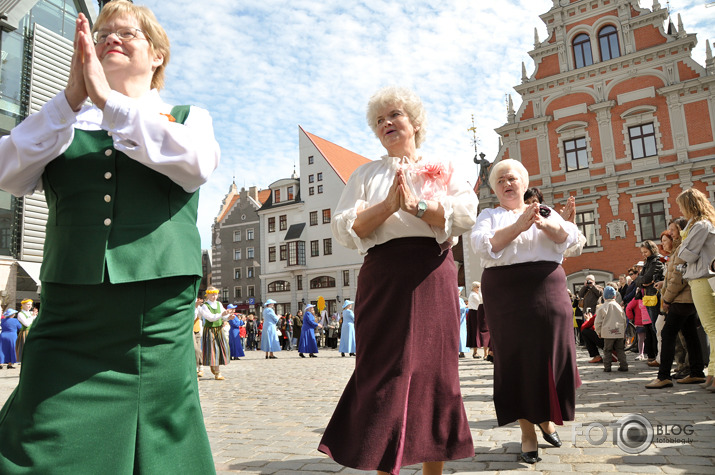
left=257, top=127, right=371, bottom=316
left=468, top=0, right=715, bottom=292
left=211, top=183, right=271, bottom=312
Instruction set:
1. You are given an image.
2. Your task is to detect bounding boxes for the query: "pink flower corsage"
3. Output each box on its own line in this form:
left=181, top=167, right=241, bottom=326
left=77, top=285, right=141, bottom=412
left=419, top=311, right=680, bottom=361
left=414, top=161, right=453, bottom=200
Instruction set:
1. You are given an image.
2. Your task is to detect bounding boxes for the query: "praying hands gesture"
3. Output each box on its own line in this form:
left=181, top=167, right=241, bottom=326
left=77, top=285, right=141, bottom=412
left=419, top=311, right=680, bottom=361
left=64, top=13, right=113, bottom=111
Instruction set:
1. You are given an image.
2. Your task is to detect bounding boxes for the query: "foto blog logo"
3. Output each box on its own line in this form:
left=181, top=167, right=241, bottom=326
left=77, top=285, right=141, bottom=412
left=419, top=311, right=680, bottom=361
left=572, top=414, right=694, bottom=454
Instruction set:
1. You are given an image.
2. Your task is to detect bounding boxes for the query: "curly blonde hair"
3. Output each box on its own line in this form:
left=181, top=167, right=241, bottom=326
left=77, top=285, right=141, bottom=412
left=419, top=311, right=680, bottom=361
left=366, top=86, right=427, bottom=148
left=676, top=188, right=715, bottom=226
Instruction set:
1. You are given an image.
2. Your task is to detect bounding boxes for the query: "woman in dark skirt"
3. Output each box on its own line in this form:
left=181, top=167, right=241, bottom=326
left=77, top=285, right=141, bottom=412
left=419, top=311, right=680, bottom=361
left=466, top=281, right=489, bottom=359
left=319, top=86, right=478, bottom=475
left=471, top=159, right=581, bottom=465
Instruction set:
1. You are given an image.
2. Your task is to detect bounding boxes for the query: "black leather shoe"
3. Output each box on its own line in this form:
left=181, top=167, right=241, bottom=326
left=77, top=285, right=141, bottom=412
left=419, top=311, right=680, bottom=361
left=309, top=354, right=317, bottom=358
left=341, top=353, right=345, bottom=357
left=519, top=450, right=539, bottom=464
left=539, top=426, right=562, bottom=447
left=299, top=353, right=305, bottom=358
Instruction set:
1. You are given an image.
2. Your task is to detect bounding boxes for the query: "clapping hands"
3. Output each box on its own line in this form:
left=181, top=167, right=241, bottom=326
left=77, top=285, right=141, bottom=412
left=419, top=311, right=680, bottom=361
left=64, top=13, right=112, bottom=111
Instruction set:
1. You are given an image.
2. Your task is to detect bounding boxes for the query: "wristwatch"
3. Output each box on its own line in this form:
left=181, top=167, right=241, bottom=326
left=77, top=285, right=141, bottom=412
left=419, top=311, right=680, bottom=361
left=415, top=200, right=428, bottom=218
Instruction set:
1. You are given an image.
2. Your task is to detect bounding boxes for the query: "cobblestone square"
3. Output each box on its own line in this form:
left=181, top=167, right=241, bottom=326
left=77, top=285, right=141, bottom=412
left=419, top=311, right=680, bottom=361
left=1, top=346, right=713, bottom=473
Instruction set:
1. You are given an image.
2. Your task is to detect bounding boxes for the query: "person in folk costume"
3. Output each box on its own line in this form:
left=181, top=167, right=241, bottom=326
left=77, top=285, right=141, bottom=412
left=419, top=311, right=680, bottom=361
left=198, top=287, right=232, bottom=380
left=339, top=300, right=356, bottom=357
left=471, top=159, right=580, bottom=464
left=228, top=307, right=246, bottom=360
left=1, top=309, right=24, bottom=369
left=193, top=296, right=204, bottom=377
left=458, top=288, right=469, bottom=358
left=299, top=303, right=321, bottom=358
left=15, top=299, right=36, bottom=363
left=319, top=86, right=477, bottom=475
left=0, top=2, right=220, bottom=472
left=261, top=299, right=282, bottom=359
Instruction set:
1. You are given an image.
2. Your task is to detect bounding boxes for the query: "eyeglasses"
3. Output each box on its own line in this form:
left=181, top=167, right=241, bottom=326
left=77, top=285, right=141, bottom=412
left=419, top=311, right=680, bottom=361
left=92, top=27, right=146, bottom=45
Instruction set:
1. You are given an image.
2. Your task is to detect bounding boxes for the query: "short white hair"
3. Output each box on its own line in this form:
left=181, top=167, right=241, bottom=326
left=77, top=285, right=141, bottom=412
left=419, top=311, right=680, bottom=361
left=471, top=281, right=480, bottom=290
left=366, top=86, right=427, bottom=148
left=488, top=159, right=529, bottom=191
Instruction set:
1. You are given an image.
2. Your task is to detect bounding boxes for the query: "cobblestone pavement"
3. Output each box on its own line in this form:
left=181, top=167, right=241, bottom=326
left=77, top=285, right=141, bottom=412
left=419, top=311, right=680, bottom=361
left=1, top=345, right=714, bottom=474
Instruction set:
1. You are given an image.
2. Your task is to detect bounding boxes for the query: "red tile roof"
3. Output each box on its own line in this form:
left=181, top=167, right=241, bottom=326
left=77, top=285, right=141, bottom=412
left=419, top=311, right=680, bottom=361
left=301, top=127, right=371, bottom=184
left=216, top=189, right=271, bottom=224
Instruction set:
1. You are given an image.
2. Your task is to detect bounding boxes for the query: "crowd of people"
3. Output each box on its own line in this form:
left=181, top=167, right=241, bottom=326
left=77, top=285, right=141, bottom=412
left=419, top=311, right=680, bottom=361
left=0, top=17, right=713, bottom=472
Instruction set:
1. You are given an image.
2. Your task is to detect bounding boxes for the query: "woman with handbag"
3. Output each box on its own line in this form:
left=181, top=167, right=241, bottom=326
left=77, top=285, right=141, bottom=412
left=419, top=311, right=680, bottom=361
left=634, top=240, right=665, bottom=365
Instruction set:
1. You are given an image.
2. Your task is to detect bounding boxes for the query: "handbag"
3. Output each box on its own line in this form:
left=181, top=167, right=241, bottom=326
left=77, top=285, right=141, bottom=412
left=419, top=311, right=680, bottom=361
left=642, top=294, right=658, bottom=307
left=276, top=329, right=282, bottom=337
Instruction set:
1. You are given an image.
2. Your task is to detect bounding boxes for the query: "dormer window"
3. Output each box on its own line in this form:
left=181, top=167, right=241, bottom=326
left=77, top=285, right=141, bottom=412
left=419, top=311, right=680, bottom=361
left=274, top=189, right=280, bottom=203
left=573, top=33, right=593, bottom=68
left=287, top=186, right=294, bottom=200
left=598, top=25, right=620, bottom=61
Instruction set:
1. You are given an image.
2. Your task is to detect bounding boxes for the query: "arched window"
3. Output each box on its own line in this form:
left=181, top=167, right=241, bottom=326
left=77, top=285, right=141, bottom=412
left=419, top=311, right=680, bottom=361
left=310, top=276, right=336, bottom=289
left=573, top=33, right=593, bottom=68
left=598, top=25, right=620, bottom=61
left=267, top=280, right=290, bottom=292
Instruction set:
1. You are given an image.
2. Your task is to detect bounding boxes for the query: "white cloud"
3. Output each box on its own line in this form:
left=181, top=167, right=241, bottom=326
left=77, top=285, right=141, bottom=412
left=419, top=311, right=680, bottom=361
left=139, top=0, right=714, bottom=248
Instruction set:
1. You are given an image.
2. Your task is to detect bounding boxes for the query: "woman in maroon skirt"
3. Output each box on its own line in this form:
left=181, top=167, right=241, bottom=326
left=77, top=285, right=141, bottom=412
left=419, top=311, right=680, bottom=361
left=319, top=86, right=478, bottom=475
left=470, top=159, right=581, bottom=465
left=466, top=281, right=490, bottom=359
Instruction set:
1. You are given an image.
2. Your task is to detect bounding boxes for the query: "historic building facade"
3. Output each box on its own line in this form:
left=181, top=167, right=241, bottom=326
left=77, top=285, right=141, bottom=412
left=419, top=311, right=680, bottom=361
left=469, top=0, right=715, bottom=291
left=211, top=184, right=270, bottom=313
left=0, top=0, right=97, bottom=308
left=257, top=127, right=370, bottom=316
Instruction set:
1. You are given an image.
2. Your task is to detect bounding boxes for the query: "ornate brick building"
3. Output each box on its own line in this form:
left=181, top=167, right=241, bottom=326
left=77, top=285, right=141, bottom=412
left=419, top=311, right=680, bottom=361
left=472, top=0, right=715, bottom=291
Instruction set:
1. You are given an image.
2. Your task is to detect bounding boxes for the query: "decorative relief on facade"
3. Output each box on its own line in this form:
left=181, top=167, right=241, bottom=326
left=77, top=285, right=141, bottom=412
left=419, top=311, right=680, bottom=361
left=606, top=219, right=628, bottom=239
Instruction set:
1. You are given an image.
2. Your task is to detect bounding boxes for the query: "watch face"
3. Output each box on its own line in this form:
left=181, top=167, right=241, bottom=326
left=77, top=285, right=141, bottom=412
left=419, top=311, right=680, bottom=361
left=418, top=201, right=427, bottom=211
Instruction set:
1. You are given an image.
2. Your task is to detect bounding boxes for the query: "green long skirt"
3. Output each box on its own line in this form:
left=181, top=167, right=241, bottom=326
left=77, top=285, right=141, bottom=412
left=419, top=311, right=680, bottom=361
left=0, top=276, right=215, bottom=474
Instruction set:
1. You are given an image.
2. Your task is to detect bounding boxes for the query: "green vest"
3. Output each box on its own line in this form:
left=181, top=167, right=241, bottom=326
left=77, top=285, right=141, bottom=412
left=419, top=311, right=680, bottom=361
left=40, top=106, right=202, bottom=285
left=203, top=302, right=223, bottom=328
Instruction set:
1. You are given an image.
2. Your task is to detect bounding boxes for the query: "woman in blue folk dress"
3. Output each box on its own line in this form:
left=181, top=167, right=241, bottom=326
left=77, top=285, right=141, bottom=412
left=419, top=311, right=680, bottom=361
left=228, top=306, right=245, bottom=360
left=1, top=309, right=23, bottom=369
left=299, top=304, right=321, bottom=358
left=339, top=300, right=356, bottom=357
left=261, top=299, right=281, bottom=359
left=459, top=292, right=469, bottom=358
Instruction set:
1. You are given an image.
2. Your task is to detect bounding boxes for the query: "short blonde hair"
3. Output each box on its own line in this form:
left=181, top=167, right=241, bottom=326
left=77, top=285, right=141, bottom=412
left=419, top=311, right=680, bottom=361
left=366, top=86, right=427, bottom=148
left=93, top=0, right=170, bottom=91
left=488, top=159, right=529, bottom=191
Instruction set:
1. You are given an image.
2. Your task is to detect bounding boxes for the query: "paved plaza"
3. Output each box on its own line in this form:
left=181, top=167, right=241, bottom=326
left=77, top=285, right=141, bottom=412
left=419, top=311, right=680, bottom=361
left=1, top=345, right=714, bottom=474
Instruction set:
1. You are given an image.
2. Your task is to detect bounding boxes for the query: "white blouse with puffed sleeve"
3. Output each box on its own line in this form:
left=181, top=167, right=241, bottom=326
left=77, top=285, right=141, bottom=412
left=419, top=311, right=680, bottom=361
left=331, top=155, right=479, bottom=254
left=470, top=206, right=580, bottom=268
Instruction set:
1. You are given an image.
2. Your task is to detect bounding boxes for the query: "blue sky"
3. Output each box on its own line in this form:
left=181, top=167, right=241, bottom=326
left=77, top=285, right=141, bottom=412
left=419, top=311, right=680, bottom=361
left=134, top=0, right=714, bottom=248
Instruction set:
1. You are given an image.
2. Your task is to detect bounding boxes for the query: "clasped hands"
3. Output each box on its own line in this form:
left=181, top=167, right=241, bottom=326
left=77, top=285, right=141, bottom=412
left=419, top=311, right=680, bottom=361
left=64, top=13, right=112, bottom=112
left=383, top=167, right=420, bottom=216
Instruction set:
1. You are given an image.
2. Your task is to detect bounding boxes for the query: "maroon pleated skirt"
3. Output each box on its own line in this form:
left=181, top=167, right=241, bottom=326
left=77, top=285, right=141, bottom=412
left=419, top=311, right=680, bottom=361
left=466, top=305, right=489, bottom=348
left=318, top=237, right=474, bottom=474
left=482, top=261, right=581, bottom=426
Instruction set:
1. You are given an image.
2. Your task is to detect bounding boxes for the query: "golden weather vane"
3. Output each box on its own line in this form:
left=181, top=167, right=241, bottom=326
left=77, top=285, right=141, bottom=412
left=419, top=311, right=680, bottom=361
left=468, top=114, right=479, bottom=154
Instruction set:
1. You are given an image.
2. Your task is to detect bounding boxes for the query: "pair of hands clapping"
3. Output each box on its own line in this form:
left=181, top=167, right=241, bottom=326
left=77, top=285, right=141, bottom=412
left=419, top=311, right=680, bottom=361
left=384, top=168, right=419, bottom=216
left=64, top=13, right=112, bottom=112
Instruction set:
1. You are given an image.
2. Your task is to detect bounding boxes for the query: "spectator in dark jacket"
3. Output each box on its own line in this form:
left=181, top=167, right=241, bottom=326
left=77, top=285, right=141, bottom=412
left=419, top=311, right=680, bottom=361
left=578, top=274, right=603, bottom=313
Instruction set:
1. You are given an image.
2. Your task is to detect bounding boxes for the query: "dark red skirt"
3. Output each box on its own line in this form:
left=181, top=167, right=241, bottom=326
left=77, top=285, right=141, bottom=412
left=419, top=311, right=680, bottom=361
left=482, top=261, right=581, bottom=426
left=466, top=305, right=489, bottom=348
left=318, top=238, right=474, bottom=474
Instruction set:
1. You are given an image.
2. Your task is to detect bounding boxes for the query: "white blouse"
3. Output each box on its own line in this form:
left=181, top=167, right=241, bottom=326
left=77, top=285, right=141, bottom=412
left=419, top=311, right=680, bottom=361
left=197, top=300, right=228, bottom=323
left=467, top=290, right=482, bottom=310
left=471, top=206, right=579, bottom=268
left=0, top=89, right=220, bottom=196
left=331, top=155, right=479, bottom=254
